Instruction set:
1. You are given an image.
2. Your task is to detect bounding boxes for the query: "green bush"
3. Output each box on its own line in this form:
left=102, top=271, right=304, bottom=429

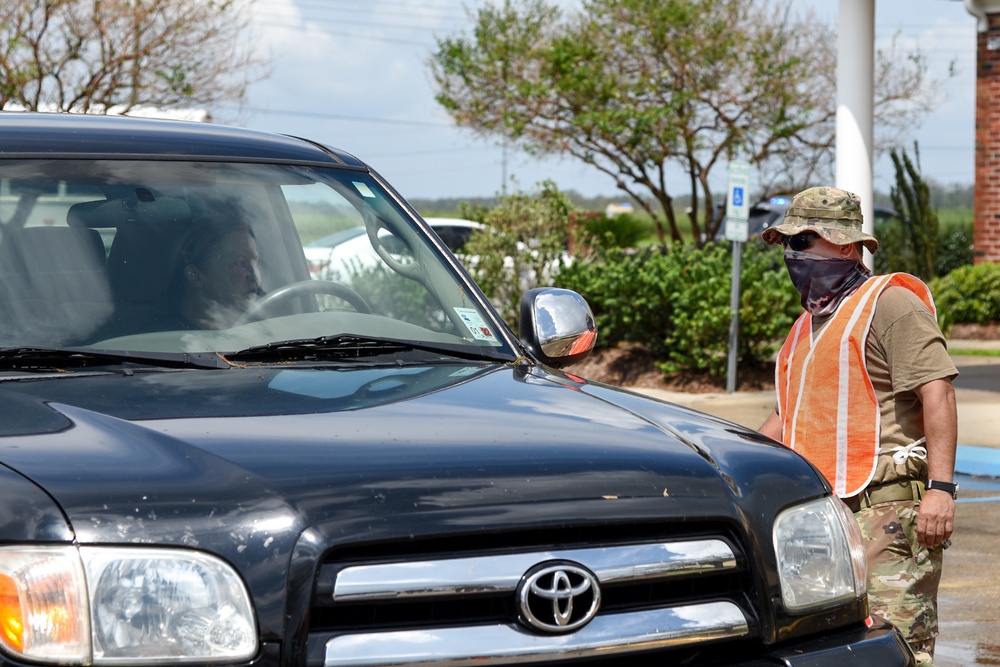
left=577, top=212, right=653, bottom=253
left=459, top=181, right=574, bottom=328
left=556, top=242, right=800, bottom=378
left=934, top=218, right=974, bottom=276
left=930, top=262, right=1000, bottom=333
left=555, top=246, right=676, bottom=357
left=873, top=211, right=972, bottom=277
left=887, top=145, right=939, bottom=281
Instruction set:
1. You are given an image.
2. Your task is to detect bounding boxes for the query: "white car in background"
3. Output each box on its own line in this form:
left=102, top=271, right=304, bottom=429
left=304, top=217, right=482, bottom=281
left=302, top=217, right=569, bottom=308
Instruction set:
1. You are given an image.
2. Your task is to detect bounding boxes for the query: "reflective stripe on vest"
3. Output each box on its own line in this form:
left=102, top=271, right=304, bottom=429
left=774, top=273, right=936, bottom=497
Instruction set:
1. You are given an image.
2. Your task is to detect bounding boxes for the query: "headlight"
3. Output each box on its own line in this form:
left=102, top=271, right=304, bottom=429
left=773, top=496, right=867, bottom=612
left=0, top=547, right=89, bottom=662
left=0, top=546, right=257, bottom=665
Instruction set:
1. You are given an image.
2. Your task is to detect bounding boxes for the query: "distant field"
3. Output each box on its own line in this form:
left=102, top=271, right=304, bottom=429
left=417, top=196, right=974, bottom=249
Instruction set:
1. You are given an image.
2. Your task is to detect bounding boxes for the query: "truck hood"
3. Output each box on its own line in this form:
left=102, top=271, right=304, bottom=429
left=0, top=362, right=826, bottom=638
left=1, top=363, right=827, bottom=539
left=0, top=362, right=824, bottom=544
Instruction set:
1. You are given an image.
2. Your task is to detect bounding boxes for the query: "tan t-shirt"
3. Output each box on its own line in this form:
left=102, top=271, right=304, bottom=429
left=812, top=284, right=958, bottom=486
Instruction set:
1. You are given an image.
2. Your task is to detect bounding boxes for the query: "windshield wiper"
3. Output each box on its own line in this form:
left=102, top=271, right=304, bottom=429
left=227, top=334, right=508, bottom=363
left=0, top=347, right=229, bottom=370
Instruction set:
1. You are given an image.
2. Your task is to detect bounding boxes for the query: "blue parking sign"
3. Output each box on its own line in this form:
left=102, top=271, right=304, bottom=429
left=726, top=161, right=751, bottom=242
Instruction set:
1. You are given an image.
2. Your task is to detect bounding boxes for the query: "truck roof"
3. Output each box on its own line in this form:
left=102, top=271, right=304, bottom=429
left=0, top=111, right=366, bottom=168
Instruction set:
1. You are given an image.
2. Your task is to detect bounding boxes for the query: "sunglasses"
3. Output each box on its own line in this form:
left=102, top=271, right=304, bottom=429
left=780, top=232, right=819, bottom=252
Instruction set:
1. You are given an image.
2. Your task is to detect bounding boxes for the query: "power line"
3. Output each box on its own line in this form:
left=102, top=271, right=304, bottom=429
left=258, top=20, right=435, bottom=47
left=252, top=0, right=476, bottom=45
left=224, top=104, right=453, bottom=128
left=292, top=0, right=470, bottom=21
left=254, top=8, right=466, bottom=32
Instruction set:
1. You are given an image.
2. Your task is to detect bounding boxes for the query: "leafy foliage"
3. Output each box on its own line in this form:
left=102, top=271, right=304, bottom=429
left=873, top=147, right=972, bottom=279
left=934, top=218, right=974, bottom=276
left=875, top=215, right=972, bottom=278
left=431, top=0, right=944, bottom=246
left=877, top=144, right=939, bottom=280
left=0, top=0, right=265, bottom=114
left=347, top=267, right=458, bottom=335
left=930, top=263, right=1000, bottom=333
left=555, top=242, right=800, bottom=378
left=575, top=212, right=654, bottom=255
left=459, top=181, right=574, bottom=328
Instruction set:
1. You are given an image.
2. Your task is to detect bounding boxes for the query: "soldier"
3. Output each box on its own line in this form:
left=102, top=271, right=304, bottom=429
left=757, top=186, right=958, bottom=665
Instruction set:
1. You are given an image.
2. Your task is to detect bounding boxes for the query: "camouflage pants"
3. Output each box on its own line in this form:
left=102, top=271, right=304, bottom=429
left=855, top=500, right=943, bottom=666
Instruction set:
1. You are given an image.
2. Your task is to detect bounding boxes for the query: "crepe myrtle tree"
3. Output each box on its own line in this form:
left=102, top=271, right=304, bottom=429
left=0, top=0, right=265, bottom=115
left=431, top=0, right=944, bottom=246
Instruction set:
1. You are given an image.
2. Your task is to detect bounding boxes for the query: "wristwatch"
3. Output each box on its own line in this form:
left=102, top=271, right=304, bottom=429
left=926, top=479, right=959, bottom=499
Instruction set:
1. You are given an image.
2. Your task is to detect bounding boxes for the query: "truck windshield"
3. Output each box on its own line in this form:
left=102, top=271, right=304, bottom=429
left=0, top=159, right=512, bottom=361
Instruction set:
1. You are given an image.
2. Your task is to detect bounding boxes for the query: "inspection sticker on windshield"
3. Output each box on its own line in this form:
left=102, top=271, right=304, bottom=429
left=352, top=181, right=376, bottom=198
left=455, top=308, right=495, bottom=341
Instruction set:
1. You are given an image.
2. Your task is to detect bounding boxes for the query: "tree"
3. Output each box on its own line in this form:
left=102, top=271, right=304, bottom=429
left=0, top=0, right=265, bottom=115
left=431, top=0, right=945, bottom=246
left=882, top=142, right=939, bottom=280
left=459, top=181, right=574, bottom=328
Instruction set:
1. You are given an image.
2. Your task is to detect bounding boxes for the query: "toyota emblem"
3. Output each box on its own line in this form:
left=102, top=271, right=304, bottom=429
left=516, top=561, right=601, bottom=634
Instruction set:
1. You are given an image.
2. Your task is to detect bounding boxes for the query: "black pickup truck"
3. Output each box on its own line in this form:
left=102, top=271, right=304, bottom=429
left=0, top=112, right=912, bottom=667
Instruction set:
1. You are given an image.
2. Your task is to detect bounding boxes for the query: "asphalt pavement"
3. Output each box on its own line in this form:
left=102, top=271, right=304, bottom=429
left=626, top=339, right=1000, bottom=666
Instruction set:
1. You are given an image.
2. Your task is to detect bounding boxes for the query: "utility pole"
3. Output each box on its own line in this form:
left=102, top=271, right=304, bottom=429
left=501, top=140, right=508, bottom=196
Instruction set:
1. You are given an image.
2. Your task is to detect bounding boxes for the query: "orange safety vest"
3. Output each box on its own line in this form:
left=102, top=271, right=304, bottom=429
left=774, top=273, right=935, bottom=498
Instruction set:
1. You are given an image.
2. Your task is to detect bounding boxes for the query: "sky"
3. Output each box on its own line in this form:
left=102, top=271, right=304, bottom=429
left=221, top=0, right=978, bottom=203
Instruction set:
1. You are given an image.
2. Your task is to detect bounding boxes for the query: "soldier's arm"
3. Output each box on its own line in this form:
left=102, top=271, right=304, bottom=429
left=758, top=409, right=783, bottom=443
left=913, top=377, right=958, bottom=548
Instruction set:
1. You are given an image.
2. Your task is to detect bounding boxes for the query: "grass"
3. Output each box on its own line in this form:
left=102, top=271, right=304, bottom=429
left=949, top=348, right=1000, bottom=357
left=938, top=207, right=973, bottom=227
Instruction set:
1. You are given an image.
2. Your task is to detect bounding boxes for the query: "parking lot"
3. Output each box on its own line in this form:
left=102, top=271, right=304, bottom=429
left=634, top=348, right=1000, bottom=666
left=936, top=473, right=1000, bottom=666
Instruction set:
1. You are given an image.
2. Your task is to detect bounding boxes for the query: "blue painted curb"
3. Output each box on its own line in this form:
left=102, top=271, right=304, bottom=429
left=955, top=445, right=1000, bottom=478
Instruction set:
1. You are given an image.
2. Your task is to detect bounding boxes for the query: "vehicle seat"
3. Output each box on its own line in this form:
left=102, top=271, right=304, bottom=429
left=72, top=196, right=193, bottom=339
left=104, top=219, right=191, bottom=337
left=0, top=226, right=113, bottom=345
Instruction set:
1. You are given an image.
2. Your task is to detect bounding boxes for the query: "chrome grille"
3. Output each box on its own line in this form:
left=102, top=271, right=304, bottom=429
left=310, top=538, right=753, bottom=667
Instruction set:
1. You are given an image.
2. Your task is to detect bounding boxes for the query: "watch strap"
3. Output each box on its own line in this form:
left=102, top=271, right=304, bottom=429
left=926, top=479, right=958, bottom=498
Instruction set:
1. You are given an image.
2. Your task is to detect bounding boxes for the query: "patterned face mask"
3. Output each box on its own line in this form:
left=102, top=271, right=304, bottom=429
left=783, top=249, right=872, bottom=316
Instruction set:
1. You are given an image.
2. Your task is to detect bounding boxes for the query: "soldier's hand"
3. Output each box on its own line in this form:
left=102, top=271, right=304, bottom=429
left=917, top=489, right=955, bottom=548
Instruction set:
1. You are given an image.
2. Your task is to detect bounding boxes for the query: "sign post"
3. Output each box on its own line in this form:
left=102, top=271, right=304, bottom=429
left=725, top=161, right=751, bottom=394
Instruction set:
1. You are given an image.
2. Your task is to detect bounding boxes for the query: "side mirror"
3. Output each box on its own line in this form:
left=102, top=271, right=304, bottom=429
left=519, top=288, right=597, bottom=368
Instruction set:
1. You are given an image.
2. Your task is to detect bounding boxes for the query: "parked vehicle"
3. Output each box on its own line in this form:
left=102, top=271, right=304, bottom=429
left=303, top=217, right=566, bottom=308
left=302, top=218, right=482, bottom=280
left=0, top=112, right=913, bottom=667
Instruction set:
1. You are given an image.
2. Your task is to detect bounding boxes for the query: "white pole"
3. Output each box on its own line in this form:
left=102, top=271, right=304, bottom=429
left=836, top=0, right=876, bottom=269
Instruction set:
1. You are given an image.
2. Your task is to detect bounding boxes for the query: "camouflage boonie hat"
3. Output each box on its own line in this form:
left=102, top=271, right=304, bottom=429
left=760, top=186, right=879, bottom=254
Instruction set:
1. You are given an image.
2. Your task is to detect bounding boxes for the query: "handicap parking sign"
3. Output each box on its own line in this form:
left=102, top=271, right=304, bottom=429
left=726, top=162, right=751, bottom=242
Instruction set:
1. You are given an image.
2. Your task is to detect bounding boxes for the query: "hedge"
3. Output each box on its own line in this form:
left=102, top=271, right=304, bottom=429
left=930, top=262, right=1000, bottom=333
left=555, top=243, right=801, bottom=378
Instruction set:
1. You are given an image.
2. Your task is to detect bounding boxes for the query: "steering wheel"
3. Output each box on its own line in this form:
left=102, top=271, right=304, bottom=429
left=236, top=280, right=372, bottom=325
